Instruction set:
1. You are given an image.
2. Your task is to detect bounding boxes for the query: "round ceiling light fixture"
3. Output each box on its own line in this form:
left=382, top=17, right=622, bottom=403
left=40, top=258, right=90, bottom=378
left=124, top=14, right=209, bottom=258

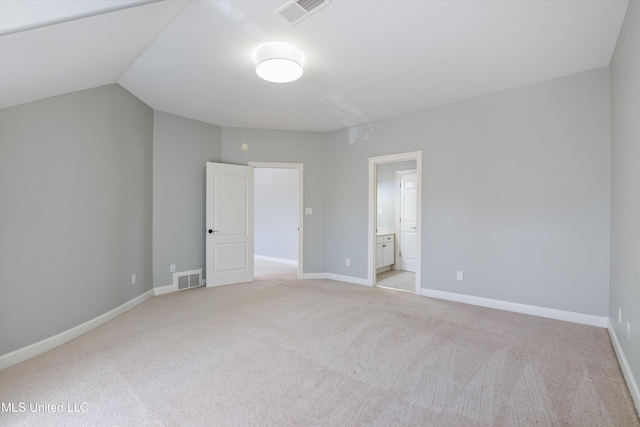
left=255, top=42, right=304, bottom=83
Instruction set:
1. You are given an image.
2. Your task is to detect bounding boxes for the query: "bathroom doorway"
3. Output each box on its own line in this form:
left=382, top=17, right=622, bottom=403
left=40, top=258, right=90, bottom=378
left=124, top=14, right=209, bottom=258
left=368, top=151, right=422, bottom=294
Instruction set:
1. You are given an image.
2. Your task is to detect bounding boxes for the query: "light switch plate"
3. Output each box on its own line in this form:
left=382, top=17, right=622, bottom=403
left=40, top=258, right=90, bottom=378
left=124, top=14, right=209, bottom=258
left=305, top=208, right=312, bottom=215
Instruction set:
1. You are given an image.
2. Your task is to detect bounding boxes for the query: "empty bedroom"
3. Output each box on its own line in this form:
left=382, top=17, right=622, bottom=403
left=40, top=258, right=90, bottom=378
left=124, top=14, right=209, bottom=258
left=0, top=0, right=638, bottom=425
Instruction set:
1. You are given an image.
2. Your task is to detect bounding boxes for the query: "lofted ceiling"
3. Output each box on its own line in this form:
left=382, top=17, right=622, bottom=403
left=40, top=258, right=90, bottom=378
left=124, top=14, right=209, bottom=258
left=0, top=0, right=629, bottom=132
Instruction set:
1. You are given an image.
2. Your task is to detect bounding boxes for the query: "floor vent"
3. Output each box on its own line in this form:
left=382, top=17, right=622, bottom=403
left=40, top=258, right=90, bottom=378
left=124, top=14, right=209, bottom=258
left=174, top=269, right=202, bottom=291
left=275, top=0, right=331, bottom=25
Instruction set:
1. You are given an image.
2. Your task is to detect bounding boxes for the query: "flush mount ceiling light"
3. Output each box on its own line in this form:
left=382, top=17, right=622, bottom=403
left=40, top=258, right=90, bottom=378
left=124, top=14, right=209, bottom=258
left=255, top=43, right=304, bottom=83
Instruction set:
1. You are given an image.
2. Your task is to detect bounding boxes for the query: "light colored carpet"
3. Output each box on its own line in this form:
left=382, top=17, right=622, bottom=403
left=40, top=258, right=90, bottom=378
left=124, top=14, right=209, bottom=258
left=1, top=260, right=638, bottom=426
left=377, top=269, right=415, bottom=292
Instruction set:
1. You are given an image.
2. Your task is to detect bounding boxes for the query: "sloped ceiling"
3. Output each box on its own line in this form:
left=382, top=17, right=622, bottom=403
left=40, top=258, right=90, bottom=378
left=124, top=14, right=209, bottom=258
left=0, top=0, right=188, bottom=109
left=0, top=0, right=629, bottom=132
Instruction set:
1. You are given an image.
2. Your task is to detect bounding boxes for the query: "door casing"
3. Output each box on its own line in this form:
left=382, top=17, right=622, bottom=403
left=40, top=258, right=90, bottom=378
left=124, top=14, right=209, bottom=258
left=368, top=151, right=422, bottom=293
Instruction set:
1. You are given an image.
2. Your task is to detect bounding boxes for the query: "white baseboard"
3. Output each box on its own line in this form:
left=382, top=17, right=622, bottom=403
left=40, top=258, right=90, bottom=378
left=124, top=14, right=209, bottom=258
left=326, top=273, right=371, bottom=286
left=303, top=272, right=371, bottom=287
left=254, top=255, right=297, bottom=266
left=0, top=289, right=154, bottom=370
left=607, top=319, right=640, bottom=413
left=302, top=276, right=607, bottom=328
left=154, top=284, right=177, bottom=296
left=420, top=288, right=608, bottom=328
left=303, top=273, right=327, bottom=280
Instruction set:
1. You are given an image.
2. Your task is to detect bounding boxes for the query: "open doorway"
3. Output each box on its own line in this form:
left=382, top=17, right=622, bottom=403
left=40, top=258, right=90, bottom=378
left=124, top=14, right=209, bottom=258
left=249, top=162, right=304, bottom=280
left=368, top=152, right=422, bottom=294
left=375, top=164, right=417, bottom=291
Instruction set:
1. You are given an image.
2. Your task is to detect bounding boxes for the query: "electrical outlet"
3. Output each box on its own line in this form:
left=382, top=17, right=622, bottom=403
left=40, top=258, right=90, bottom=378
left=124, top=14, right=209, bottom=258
left=131, top=274, right=136, bottom=285
left=346, top=258, right=350, bottom=267
left=456, top=271, right=463, bottom=281
left=170, top=264, right=176, bottom=273
left=627, top=321, right=631, bottom=340
left=618, top=307, right=622, bottom=324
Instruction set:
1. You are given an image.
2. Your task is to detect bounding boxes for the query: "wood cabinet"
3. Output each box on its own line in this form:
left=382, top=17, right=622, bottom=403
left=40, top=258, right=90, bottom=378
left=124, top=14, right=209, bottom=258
left=376, top=234, right=395, bottom=268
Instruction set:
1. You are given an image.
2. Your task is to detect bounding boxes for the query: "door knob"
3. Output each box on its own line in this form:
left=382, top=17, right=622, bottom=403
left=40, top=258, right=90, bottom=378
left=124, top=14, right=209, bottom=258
left=208, top=229, right=218, bottom=234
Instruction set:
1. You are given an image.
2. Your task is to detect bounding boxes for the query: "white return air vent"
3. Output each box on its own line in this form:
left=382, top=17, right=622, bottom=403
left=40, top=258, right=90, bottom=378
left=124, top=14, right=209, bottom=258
left=275, top=0, right=331, bottom=25
left=174, top=269, right=202, bottom=291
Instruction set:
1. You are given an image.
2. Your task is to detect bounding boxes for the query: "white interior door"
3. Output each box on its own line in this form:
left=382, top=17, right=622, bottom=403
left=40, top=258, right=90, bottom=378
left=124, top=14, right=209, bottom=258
left=206, top=162, right=254, bottom=287
left=398, top=171, right=417, bottom=272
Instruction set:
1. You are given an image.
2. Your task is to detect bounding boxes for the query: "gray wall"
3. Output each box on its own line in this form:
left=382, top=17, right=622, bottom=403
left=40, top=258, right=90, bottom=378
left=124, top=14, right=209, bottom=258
left=221, top=128, right=327, bottom=274
left=610, top=0, right=640, bottom=395
left=326, top=67, right=611, bottom=317
left=377, top=161, right=417, bottom=229
left=254, top=168, right=298, bottom=262
left=152, top=111, right=221, bottom=286
left=0, top=62, right=618, bottom=363
left=0, top=84, right=153, bottom=355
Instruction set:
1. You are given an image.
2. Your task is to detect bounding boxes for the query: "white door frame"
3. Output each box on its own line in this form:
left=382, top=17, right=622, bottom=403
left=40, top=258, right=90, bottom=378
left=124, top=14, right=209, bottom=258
left=368, top=152, right=422, bottom=294
left=249, top=162, right=304, bottom=280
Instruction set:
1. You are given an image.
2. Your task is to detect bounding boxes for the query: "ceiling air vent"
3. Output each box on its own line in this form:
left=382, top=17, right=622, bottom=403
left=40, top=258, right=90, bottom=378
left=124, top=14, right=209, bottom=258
left=275, top=0, right=331, bottom=25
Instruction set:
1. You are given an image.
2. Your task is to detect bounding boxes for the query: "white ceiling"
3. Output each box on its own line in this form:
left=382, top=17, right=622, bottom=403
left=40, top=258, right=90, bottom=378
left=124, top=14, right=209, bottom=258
left=0, top=0, right=160, bottom=35
left=0, top=0, right=629, bottom=132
